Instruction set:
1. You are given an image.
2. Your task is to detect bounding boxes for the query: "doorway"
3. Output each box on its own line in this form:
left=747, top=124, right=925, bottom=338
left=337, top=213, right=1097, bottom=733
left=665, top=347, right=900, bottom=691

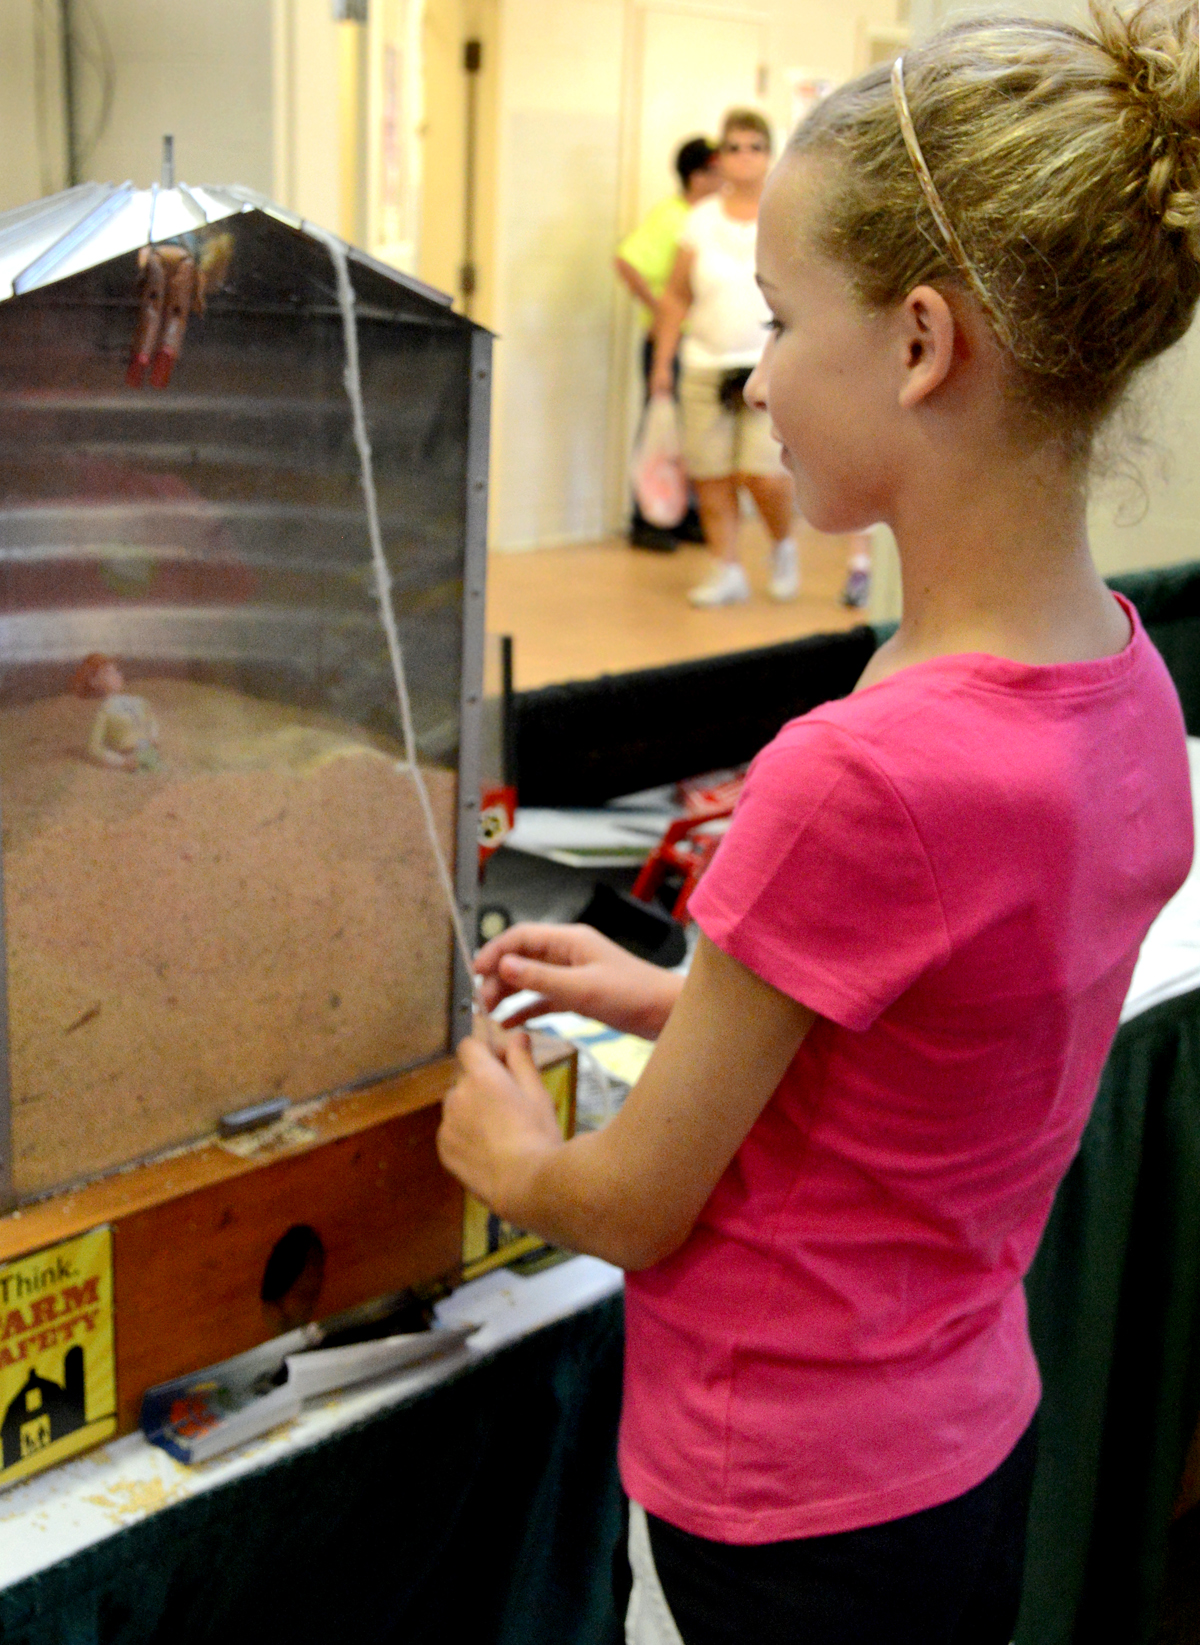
left=606, top=5, right=769, bottom=534
left=632, top=6, right=767, bottom=222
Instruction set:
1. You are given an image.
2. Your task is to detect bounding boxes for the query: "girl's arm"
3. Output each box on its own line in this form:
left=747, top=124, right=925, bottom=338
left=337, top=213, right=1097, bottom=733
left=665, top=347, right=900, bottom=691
left=649, top=247, right=694, bottom=397
left=438, top=932, right=815, bottom=1270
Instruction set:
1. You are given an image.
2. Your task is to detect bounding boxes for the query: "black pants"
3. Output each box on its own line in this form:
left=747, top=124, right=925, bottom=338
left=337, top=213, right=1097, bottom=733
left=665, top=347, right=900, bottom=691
left=647, top=1418, right=1038, bottom=1645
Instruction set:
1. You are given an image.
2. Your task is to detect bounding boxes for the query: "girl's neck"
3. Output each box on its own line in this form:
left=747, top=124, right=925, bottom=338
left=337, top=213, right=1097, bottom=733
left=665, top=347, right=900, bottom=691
left=861, top=446, right=1129, bottom=686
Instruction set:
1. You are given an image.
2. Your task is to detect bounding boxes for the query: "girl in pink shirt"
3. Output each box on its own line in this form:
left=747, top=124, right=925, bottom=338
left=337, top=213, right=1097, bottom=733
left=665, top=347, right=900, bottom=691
left=438, top=3, right=1199, bottom=1640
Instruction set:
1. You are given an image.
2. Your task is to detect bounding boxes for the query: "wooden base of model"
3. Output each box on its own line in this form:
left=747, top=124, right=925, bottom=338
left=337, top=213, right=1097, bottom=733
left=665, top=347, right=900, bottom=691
left=0, top=1038, right=575, bottom=1447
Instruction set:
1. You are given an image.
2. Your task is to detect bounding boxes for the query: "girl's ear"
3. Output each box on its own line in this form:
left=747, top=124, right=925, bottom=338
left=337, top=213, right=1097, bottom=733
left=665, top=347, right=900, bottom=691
left=897, top=285, right=957, bottom=409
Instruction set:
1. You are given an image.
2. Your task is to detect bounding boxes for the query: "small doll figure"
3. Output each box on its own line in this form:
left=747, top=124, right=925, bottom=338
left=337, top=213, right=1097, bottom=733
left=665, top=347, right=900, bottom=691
left=126, top=231, right=235, bottom=389
left=72, top=654, right=160, bottom=773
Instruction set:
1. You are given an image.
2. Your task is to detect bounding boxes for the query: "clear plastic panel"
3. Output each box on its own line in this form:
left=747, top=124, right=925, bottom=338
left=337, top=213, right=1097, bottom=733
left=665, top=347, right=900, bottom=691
left=0, top=212, right=475, bottom=1197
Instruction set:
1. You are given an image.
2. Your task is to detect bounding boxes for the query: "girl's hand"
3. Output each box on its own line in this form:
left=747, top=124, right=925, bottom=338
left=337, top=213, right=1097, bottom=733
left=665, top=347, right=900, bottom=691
left=441, top=934, right=816, bottom=1270
left=437, top=1030, right=564, bottom=1216
left=474, top=922, right=683, bottom=1039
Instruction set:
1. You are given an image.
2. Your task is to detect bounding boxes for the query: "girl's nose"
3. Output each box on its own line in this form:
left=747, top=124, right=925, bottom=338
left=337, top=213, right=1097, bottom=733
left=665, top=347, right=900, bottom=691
left=745, top=355, right=768, bottom=411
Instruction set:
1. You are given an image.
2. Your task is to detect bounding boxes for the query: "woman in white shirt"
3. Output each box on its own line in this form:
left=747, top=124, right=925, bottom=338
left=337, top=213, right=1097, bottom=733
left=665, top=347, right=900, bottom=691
left=651, top=110, right=799, bottom=607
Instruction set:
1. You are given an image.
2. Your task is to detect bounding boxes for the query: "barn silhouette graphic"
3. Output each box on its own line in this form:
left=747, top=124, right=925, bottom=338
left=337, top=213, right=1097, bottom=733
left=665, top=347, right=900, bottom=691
left=1, top=1347, right=86, bottom=1469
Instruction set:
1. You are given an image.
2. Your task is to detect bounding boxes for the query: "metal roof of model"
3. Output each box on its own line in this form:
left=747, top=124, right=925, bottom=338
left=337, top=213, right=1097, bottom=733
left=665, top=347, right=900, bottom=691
left=0, top=180, right=455, bottom=311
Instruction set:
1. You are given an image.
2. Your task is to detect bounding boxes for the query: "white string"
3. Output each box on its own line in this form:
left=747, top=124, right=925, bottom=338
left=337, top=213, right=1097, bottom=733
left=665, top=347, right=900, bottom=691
left=315, top=229, right=481, bottom=1004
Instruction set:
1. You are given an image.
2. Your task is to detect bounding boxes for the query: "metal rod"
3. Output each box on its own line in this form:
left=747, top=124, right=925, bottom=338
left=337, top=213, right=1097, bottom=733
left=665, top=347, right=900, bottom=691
left=162, top=134, right=175, bottom=189
left=461, top=39, right=482, bottom=317
left=59, top=0, right=79, bottom=187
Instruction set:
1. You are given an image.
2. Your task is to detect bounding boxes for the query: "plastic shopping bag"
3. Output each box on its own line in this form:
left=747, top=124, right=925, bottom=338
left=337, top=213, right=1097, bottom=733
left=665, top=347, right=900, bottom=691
left=631, top=393, right=687, bottom=529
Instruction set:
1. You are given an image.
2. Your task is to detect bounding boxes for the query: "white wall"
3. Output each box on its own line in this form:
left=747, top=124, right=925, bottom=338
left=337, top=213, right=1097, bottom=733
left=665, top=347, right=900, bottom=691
left=7, top=0, right=1188, bottom=576
left=897, top=0, right=1200, bottom=598
left=488, top=0, right=905, bottom=550
left=0, top=2, right=273, bottom=205
left=1088, top=336, right=1200, bottom=583
left=418, top=0, right=501, bottom=316
left=486, top=0, right=1196, bottom=564
left=0, top=2, right=57, bottom=210
left=76, top=0, right=274, bottom=191
left=489, top=0, right=626, bottom=550
left=272, top=0, right=343, bottom=231
left=0, top=1, right=368, bottom=258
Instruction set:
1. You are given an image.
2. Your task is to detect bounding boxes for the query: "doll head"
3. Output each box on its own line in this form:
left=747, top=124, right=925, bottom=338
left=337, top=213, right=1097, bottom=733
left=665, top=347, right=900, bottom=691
left=72, top=654, right=124, bottom=699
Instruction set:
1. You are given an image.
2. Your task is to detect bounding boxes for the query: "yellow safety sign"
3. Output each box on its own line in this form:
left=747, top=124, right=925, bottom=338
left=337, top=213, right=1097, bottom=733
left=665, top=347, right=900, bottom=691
left=0, top=1226, right=115, bottom=1490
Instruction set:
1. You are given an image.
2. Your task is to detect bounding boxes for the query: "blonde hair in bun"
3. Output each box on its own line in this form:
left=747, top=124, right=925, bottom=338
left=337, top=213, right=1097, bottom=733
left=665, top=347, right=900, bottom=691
left=789, top=0, right=1200, bottom=452
left=1092, top=0, right=1199, bottom=231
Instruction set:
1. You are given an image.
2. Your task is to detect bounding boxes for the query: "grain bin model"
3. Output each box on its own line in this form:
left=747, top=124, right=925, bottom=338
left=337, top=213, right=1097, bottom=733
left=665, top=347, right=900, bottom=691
left=0, top=182, right=556, bottom=1481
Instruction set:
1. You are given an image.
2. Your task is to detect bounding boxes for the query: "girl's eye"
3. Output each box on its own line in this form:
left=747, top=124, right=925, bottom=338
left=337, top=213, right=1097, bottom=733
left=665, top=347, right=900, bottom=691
left=763, top=318, right=783, bottom=335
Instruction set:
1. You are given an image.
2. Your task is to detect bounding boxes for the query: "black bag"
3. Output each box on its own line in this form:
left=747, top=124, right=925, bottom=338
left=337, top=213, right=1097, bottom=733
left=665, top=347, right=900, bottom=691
left=717, top=367, right=753, bottom=412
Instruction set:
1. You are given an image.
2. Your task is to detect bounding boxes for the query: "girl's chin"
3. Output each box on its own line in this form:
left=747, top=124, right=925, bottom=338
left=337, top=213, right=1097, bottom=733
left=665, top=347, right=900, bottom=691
left=785, top=465, right=873, bottom=536
left=797, top=496, right=862, bottom=536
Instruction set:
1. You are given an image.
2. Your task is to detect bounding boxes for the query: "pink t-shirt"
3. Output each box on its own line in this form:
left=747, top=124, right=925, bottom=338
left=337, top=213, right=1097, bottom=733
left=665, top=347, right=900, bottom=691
left=619, top=597, right=1193, bottom=1544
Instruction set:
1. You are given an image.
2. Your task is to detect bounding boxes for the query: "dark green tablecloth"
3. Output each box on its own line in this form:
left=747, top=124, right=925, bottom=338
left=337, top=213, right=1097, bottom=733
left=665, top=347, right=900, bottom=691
left=1019, top=985, right=1200, bottom=1645
left=0, top=1299, right=628, bottom=1645
left=2, top=988, right=1198, bottom=1645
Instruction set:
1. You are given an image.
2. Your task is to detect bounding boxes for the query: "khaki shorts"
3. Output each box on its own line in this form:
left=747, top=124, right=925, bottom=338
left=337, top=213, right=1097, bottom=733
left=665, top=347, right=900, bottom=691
left=679, top=364, right=784, bottom=481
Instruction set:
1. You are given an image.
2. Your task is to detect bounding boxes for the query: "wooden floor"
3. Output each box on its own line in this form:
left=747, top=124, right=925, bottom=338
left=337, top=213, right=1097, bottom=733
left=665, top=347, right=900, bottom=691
left=487, top=519, right=864, bottom=690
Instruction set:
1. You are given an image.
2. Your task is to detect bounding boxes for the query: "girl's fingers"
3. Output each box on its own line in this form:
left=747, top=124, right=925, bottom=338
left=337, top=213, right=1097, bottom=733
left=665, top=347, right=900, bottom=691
left=495, top=953, right=588, bottom=1007
left=456, top=1033, right=505, bottom=1080
left=503, top=1031, right=544, bottom=1093
left=457, top=1026, right=543, bottom=1101
left=475, top=922, right=595, bottom=977
left=474, top=923, right=562, bottom=974
left=472, top=1010, right=510, bottom=1055
left=496, top=952, right=537, bottom=987
left=477, top=974, right=512, bottom=1010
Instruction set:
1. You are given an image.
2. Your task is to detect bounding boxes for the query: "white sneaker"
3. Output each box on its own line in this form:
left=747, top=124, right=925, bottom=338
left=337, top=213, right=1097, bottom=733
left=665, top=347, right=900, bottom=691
left=688, top=562, right=750, bottom=607
left=768, top=537, right=799, bottom=601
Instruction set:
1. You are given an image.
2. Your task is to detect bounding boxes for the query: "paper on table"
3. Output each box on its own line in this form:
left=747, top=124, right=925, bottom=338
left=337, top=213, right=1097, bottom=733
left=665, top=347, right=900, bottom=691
left=143, top=1323, right=479, bottom=1465
left=282, top=1324, right=476, bottom=1402
left=527, top=1012, right=655, bottom=1087
left=505, top=808, right=672, bottom=868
